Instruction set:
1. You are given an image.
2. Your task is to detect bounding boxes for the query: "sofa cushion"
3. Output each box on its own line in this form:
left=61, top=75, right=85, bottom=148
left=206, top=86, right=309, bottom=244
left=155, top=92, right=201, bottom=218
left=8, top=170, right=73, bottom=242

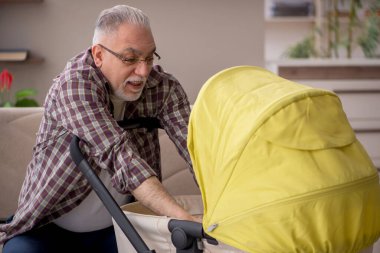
left=0, top=108, right=198, bottom=220
left=0, top=108, right=44, bottom=219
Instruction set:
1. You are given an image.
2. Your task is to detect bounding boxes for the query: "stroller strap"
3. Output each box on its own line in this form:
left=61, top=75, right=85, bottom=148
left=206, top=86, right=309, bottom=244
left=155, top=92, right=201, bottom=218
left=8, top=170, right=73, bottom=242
left=117, top=117, right=162, bottom=131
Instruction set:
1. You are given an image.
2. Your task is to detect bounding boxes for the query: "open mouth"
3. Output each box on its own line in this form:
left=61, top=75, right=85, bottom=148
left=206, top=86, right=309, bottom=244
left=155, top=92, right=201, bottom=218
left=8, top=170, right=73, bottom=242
left=126, top=80, right=144, bottom=92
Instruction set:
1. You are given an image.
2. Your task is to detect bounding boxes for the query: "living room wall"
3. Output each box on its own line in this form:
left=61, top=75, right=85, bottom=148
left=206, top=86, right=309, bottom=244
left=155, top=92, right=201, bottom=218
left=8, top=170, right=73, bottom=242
left=0, top=0, right=264, bottom=104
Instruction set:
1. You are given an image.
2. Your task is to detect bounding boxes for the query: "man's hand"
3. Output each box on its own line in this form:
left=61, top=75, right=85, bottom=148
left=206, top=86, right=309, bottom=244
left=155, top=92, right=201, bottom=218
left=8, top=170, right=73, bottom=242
left=132, top=176, right=196, bottom=221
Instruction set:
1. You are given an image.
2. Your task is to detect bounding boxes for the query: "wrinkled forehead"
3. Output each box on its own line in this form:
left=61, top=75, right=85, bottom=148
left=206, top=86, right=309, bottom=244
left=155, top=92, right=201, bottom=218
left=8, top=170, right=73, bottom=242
left=120, top=46, right=157, bottom=56
left=114, top=23, right=156, bottom=54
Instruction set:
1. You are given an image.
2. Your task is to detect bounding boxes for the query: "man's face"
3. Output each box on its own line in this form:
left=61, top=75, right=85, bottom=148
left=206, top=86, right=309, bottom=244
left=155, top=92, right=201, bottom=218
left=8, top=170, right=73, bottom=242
left=93, top=23, right=157, bottom=101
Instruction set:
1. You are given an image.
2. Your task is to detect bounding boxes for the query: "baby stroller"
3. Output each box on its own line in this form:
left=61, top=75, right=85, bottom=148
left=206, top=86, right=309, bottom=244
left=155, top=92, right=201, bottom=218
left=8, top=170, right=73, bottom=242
left=70, top=125, right=221, bottom=252
left=71, top=66, right=380, bottom=253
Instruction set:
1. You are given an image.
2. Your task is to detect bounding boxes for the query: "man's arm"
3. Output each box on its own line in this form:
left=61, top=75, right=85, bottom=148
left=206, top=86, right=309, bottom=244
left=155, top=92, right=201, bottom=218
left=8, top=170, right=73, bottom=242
left=132, top=176, right=197, bottom=221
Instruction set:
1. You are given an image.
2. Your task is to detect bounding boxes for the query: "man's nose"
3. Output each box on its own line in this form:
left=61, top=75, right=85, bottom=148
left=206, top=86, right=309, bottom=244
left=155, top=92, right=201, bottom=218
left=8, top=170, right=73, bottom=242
left=134, top=61, right=151, bottom=77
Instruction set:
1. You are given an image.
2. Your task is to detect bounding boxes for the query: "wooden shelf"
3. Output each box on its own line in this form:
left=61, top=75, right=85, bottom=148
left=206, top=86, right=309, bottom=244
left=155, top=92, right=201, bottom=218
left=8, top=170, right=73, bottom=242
left=278, top=65, right=380, bottom=80
left=0, top=56, right=44, bottom=64
left=265, top=16, right=315, bottom=23
left=268, top=58, right=380, bottom=67
left=0, top=0, right=44, bottom=63
left=0, top=0, right=42, bottom=3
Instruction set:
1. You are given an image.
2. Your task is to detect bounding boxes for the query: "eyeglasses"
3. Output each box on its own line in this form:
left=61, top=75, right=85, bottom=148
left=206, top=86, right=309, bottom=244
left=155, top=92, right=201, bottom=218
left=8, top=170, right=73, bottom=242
left=98, top=44, right=161, bottom=66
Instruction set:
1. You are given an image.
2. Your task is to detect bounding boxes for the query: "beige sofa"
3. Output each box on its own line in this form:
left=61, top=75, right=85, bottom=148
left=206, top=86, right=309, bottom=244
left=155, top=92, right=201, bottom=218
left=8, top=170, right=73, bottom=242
left=0, top=107, right=199, bottom=251
left=1, top=108, right=378, bottom=253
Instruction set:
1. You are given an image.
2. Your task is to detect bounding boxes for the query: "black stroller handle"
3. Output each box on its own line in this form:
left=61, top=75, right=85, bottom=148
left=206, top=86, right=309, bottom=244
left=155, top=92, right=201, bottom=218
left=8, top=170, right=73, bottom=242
left=168, top=219, right=218, bottom=253
left=70, top=135, right=155, bottom=253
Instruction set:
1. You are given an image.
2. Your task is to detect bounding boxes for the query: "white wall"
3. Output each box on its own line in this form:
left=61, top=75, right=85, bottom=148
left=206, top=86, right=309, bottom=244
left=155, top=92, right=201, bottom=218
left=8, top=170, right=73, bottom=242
left=0, top=0, right=264, bottom=104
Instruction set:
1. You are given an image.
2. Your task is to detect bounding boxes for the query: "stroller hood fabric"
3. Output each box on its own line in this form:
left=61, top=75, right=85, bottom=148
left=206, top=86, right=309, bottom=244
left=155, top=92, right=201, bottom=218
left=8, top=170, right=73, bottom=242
left=188, top=66, right=380, bottom=253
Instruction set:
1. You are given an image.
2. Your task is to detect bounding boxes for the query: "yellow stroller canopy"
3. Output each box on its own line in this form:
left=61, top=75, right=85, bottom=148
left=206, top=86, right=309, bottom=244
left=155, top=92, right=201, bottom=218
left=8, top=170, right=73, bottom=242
left=188, top=66, right=380, bottom=253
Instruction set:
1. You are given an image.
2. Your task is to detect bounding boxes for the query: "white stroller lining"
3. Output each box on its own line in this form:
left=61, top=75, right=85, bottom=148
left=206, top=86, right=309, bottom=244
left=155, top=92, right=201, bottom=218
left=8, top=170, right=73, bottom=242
left=113, top=195, right=246, bottom=253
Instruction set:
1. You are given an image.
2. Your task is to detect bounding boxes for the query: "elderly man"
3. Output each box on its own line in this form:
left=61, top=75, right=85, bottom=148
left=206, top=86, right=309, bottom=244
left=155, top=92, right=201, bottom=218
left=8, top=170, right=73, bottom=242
left=1, top=5, right=196, bottom=253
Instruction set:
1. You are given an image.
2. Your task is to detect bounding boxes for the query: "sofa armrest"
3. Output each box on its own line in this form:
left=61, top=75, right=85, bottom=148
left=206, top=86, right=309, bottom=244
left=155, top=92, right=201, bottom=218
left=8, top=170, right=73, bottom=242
left=0, top=108, right=44, bottom=221
left=159, top=130, right=200, bottom=195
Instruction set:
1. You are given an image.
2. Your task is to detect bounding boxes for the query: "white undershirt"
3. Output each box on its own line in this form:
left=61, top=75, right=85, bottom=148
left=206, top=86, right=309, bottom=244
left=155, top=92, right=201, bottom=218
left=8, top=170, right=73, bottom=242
left=54, top=95, right=127, bottom=232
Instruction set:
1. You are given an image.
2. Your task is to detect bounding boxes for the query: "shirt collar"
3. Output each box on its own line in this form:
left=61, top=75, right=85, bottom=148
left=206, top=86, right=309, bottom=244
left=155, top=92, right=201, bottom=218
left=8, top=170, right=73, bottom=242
left=146, top=65, right=163, bottom=89
left=84, top=47, right=109, bottom=86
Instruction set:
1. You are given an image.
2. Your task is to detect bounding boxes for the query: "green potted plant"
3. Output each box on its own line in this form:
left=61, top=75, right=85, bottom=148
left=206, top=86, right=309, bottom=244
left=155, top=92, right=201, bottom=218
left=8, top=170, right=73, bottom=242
left=358, top=0, right=380, bottom=57
left=0, top=69, right=39, bottom=107
left=284, top=35, right=317, bottom=58
left=284, top=0, right=380, bottom=59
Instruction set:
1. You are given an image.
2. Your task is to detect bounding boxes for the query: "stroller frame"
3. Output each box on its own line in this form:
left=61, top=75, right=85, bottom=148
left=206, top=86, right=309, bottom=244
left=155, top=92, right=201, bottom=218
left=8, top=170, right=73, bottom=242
left=69, top=118, right=215, bottom=253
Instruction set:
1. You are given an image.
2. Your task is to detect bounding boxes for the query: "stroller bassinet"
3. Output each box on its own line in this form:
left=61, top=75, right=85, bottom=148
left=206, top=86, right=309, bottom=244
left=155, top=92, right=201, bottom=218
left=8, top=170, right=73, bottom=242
left=70, top=66, right=380, bottom=253
left=187, top=66, right=380, bottom=253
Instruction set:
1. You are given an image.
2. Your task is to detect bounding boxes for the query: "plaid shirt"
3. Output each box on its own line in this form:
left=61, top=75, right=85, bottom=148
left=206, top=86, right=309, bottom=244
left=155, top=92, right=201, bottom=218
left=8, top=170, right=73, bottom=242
left=0, top=48, right=192, bottom=243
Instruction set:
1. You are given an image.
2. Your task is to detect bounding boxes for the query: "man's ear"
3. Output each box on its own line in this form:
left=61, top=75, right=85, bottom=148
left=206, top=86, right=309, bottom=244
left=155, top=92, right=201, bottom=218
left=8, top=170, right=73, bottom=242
left=91, top=44, right=103, bottom=68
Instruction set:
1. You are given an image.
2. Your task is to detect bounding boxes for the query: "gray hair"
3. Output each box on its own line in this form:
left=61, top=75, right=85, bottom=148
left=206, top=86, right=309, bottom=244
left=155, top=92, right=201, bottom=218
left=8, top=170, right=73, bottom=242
left=92, top=5, right=150, bottom=45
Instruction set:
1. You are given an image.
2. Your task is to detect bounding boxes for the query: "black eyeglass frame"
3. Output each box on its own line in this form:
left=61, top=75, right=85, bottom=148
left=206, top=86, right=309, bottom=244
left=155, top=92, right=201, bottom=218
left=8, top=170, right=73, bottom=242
left=98, top=44, right=161, bottom=66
